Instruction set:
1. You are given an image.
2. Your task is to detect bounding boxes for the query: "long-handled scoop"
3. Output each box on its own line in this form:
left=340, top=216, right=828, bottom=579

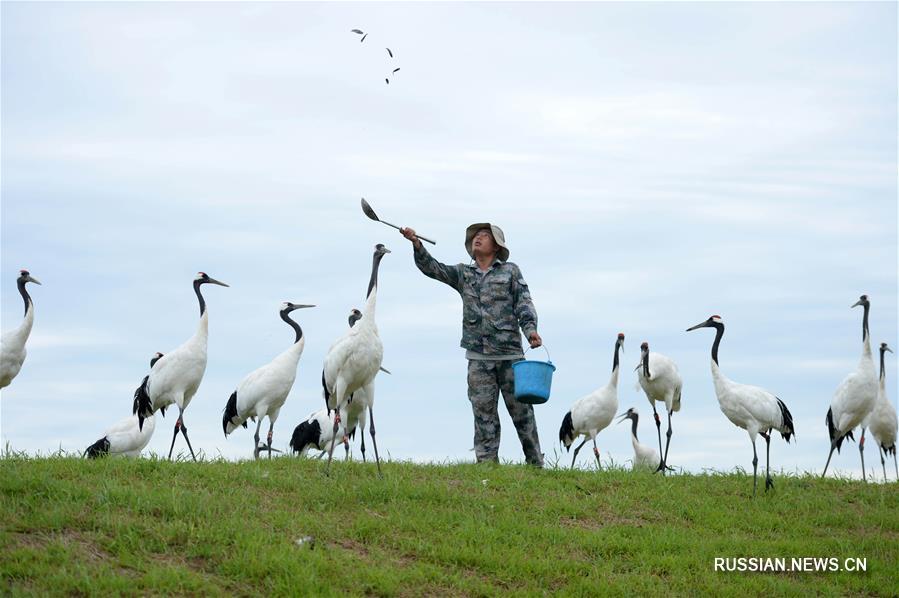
left=361, top=198, right=436, bottom=245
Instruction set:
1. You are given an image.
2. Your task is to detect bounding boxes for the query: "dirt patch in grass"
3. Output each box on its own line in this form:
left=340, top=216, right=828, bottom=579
left=10, top=530, right=115, bottom=564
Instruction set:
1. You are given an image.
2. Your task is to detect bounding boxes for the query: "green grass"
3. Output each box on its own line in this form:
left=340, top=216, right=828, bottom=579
left=1, top=455, right=896, bottom=596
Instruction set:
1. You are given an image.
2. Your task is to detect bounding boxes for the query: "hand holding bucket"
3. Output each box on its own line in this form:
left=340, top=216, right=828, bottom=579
left=513, top=345, right=556, bottom=405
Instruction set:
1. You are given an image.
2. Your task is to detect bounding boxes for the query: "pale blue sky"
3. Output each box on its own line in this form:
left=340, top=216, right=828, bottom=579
left=2, top=2, right=896, bottom=478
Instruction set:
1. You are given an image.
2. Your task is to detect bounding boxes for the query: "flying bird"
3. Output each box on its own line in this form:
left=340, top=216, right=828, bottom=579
left=351, top=29, right=364, bottom=35
left=386, top=48, right=393, bottom=58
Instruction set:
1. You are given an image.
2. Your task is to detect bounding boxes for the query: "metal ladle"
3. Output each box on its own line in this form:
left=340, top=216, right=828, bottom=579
left=361, top=198, right=436, bottom=245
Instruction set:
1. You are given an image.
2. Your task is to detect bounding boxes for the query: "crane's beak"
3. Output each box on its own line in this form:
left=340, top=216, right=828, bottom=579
left=686, top=321, right=708, bottom=332
left=290, top=304, right=316, bottom=311
left=379, top=366, right=392, bottom=375
left=25, top=275, right=41, bottom=285
left=207, top=277, right=229, bottom=287
left=886, top=347, right=894, bottom=354
left=616, top=412, right=630, bottom=424
left=633, top=362, right=642, bottom=372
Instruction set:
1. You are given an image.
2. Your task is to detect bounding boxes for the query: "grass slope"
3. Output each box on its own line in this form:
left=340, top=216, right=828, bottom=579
left=1, top=456, right=897, bottom=596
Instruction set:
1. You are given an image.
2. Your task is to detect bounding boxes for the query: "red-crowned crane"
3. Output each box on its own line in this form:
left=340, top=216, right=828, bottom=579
left=617, top=407, right=660, bottom=470
left=635, top=341, right=682, bottom=473
left=687, top=315, right=794, bottom=496
left=823, top=295, right=878, bottom=480
left=338, top=307, right=390, bottom=463
left=1, top=270, right=41, bottom=390
left=289, top=406, right=348, bottom=458
left=559, top=333, right=624, bottom=469
left=864, top=342, right=896, bottom=481
left=133, top=272, right=228, bottom=460
left=86, top=352, right=163, bottom=458
left=322, top=244, right=390, bottom=475
left=223, top=302, right=315, bottom=459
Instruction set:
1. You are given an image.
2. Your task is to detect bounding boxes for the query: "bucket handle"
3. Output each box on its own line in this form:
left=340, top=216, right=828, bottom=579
left=524, top=344, right=551, bottom=363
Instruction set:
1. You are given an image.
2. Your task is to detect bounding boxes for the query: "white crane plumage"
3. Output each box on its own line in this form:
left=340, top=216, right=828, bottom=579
left=322, top=244, right=390, bottom=475
left=823, top=295, right=878, bottom=480
left=222, top=302, right=315, bottom=459
left=864, top=342, right=896, bottom=481
left=635, top=341, right=682, bottom=472
left=1, top=270, right=41, bottom=391
left=617, top=407, right=660, bottom=470
left=559, top=333, right=624, bottom=469
left=289, top=406, right=348, bottom=458
left=687, top=315, right=795, bottom=496
left=85, top=352, right=164, bottom=458
left=133, top=272, right=228, bottom=460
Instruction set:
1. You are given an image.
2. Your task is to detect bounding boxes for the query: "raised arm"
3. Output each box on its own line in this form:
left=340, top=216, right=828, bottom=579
left=401, top=227, right=463, bottom=292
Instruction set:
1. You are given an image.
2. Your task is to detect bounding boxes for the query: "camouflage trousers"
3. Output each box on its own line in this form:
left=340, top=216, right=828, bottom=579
left=467, top=360, right=544, bottom=466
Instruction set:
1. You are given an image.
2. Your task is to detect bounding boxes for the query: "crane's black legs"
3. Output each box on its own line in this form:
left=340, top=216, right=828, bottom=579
left=751, top=438, right=759, bottom=497
left=657, top=410, right=676, bottom=474
left=325, top=401, right=342, bottom=475
left=652, top=404, right=664, bottom=473
left=592, top=437, right=601, bottom=470
left=360, top=422, right=367, bottom=462
left=858, top=428, right=867, bottom=483
left=822, top=439, right=839, bottom=478
left=571, top=438, right=588, bottom=469
left=168, top=411, right=196, bottom=461
left=879, top=446, right=887, bottom=482
left=369, top=406, right=382, bottom=478
left=253, top=419, right=263, bottom=460
left=762, top=431, right=773, bottom=492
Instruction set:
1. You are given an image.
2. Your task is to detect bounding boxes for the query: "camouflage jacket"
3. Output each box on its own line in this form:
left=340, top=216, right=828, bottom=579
left=413, top=244, right=538, bottom=355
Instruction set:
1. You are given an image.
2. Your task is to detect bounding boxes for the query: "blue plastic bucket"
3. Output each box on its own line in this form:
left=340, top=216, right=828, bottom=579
left=512, top=346, right=556, bottom=405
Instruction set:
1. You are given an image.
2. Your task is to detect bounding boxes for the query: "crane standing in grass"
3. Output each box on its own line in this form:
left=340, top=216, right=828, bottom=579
left=85, top=352, right=163, bottom=458
left=635, top=341, right=682, bottom=473
left=133, top=272, right=229, bottom=460
left=823, top=295, right=878, bottom=480
left=559, top=333, right=625, bottom=469
left=864, top=342, right=896, bottom=481
left=687, top=315, right=794, bottom=496
left=617, top=407, right=660, bottom=470
left=223, top=302, right=315, bottom=459
left=322, top=244, right=390, bottom=475
left=1, top=270, right=41, bottom=391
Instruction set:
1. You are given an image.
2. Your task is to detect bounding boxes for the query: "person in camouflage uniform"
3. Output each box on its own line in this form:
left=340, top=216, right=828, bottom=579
left=400, top=222, right=545, bottom=467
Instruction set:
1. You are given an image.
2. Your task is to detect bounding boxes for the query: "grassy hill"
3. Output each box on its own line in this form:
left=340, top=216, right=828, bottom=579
left=1, top=455, right=897, bottom=596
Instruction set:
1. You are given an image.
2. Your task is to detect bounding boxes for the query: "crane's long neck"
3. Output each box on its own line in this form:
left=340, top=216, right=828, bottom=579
left=880, top=347, right=887, bottom=381
left=191, top=310, right=209, bottom=348
left=642, top=351, right=650, bottom=378
left=281, top=310, right=304, bottom=344
left=17, top=278, right=33, bottom=317
left=630, top=417, right=639, bottom=442
left=861, top=302, right=870, bottom=343
left=193, top=280, right=207, bottom=316
left=364, top=252, right=386, bottom=320
left=710, top=323, right=724, bottom=366
left=610, top=341, right=621, bottom=387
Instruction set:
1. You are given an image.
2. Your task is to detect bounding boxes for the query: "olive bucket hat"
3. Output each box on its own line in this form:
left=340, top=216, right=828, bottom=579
left=465, top=223, right=509, bottom=262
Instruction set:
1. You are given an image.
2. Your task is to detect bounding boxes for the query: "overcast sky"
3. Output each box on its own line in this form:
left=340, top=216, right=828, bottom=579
left=2, top=2, right=896, bottom=479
